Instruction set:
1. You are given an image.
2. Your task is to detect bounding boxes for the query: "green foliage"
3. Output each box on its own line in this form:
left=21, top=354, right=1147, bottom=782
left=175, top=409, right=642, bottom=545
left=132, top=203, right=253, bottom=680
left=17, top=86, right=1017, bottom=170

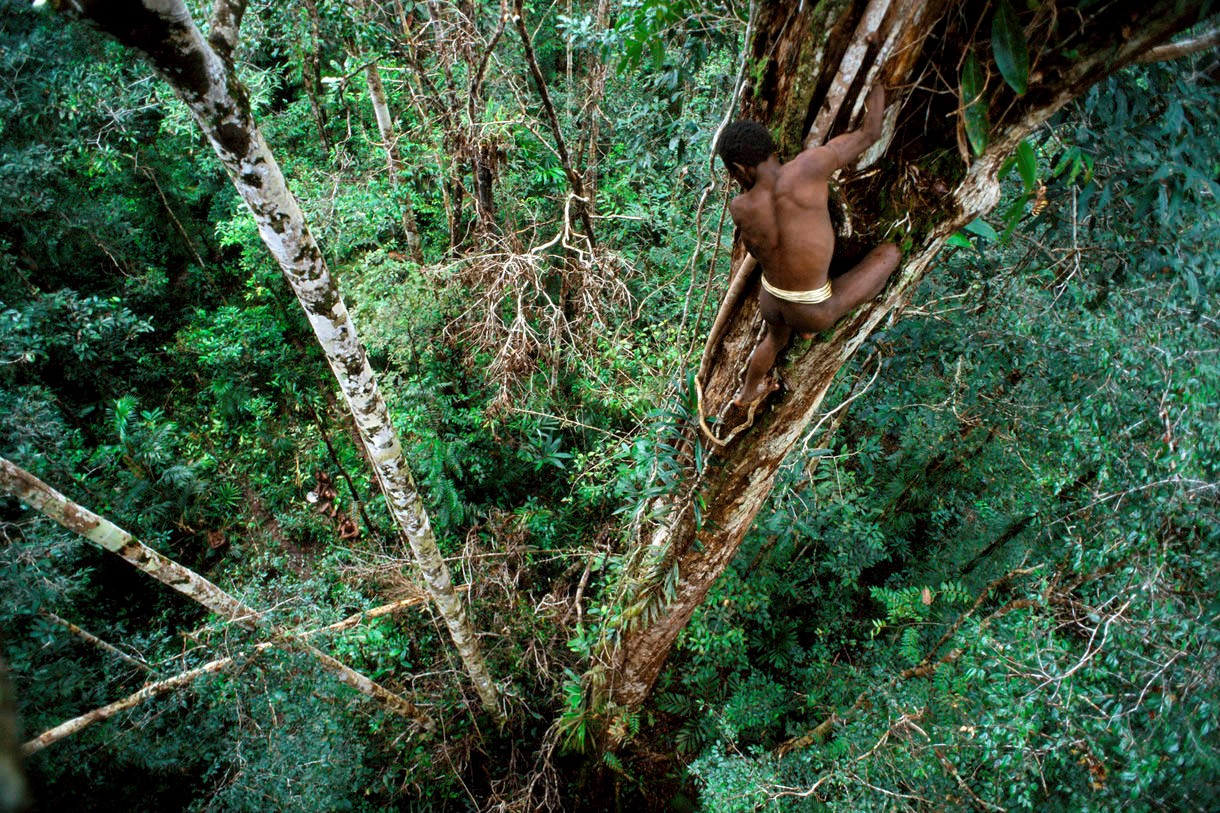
left=990, top=0, right=1029, bottom=96
left=3, top=0, right=1217, bottom=810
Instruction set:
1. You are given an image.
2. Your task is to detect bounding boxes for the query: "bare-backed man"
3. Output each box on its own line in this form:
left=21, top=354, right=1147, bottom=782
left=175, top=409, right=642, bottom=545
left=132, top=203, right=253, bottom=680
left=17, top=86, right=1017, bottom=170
left=717, top=85, right=900, bottom=406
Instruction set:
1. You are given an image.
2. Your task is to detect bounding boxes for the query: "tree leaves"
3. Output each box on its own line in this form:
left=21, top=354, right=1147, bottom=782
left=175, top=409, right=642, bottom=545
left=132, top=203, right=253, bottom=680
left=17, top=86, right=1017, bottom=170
left=960, top=1, right=1031, bottom=157
left=991, top=0, right=1030, bottom=95
left=960, top=50, right=990, bottom=155
left=1016, top=139, right=1037, bottom=192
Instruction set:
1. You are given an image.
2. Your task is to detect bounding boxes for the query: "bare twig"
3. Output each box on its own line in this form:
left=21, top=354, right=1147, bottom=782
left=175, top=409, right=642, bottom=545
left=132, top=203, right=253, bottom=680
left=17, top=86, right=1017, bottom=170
left=40, top=610, right=153, bottom=673
left=511, top=0, right=596, bottom=246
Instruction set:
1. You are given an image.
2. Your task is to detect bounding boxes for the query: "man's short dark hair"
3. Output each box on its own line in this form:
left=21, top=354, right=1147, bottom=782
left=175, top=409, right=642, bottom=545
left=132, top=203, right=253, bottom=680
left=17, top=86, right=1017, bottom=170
left=716, top=121, right=776, bottom=168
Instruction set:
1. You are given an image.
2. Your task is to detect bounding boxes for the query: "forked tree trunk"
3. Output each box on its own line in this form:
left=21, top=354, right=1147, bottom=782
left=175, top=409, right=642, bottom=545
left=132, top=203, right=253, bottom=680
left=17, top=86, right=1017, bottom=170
left=51, top=0, right=501, bottom=718
left=600, top=0, right=1206, bottom=726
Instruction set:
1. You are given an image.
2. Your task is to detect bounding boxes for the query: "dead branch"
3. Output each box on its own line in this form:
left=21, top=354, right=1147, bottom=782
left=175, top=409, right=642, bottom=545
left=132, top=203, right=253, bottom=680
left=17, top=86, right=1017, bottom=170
left=300, top=596, right=429, bottom=637
left=511, top=0, right=596, bottom=246
left=1136, top=26, right=1220, bottom=63
left=22, top=595, right=435, bottom=757
left=22, top=646, right=268, bottom=756
left=0, top=457, right=434, bottom=733
left=40, top=610, right=153, bottom=673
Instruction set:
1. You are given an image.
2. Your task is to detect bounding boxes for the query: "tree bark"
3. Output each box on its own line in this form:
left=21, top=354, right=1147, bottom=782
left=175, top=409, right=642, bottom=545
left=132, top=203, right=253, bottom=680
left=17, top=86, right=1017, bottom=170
left=22, top=646, right=266, bottom=756
left=1137, top=25, right=1220, bottom=63
left=299, top=0, right=334, bottom=154
left=599, top=0, right=1207, bottom=727
left=21, top=596, right=429, bottom=756
left=512, top=0, right=596, bottom=247
left=51, top=0, right=502, bottom=718
left=40, top=611, right=153, bottom=674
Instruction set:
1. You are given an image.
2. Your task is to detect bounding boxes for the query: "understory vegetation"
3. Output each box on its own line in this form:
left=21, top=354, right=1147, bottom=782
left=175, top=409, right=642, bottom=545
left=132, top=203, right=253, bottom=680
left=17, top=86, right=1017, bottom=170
left=1, top=1, right=1216, bottom=810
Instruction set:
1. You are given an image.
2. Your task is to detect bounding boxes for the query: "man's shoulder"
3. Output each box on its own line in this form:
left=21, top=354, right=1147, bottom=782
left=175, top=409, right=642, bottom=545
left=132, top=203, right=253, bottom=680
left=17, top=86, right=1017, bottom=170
left=785, top=147, right=835, bottom=178
left=730, top=188, right=768, bottom=214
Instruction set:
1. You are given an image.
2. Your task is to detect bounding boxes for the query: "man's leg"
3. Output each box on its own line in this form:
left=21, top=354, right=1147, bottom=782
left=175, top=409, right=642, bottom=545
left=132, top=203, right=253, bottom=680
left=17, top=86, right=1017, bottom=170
left=822, top=242, right=901, bottom=321
left=784, top=243, right=902, bottom=337
left=733, top=318, right=791, bottom=406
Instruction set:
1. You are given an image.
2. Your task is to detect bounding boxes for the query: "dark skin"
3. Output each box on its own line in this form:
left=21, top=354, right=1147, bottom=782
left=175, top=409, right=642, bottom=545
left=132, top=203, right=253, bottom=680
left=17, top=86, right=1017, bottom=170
left=725, top=85, right=901, bottom=406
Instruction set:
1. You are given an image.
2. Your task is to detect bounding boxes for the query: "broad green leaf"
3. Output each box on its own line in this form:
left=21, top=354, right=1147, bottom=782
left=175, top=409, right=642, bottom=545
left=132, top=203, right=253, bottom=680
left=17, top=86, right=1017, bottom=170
left=992, top=0, right=1030, bottom=95
left=964, top=218, right=999, bottom=240
left=1016, top=139, right=1037, bottom=191
left=1000, top=193, right=1033, bottom=241
left=1184, top=269, right=1201, bottom=302
left=946, top=232, right=973, bottom=248
left=999, top=153, right=1017, bottom=180
left=1051, top=146, right=1078, bottom=179
left=650, top=37, right=665, bottom=70
left=960, top=50, right=989, bottom=155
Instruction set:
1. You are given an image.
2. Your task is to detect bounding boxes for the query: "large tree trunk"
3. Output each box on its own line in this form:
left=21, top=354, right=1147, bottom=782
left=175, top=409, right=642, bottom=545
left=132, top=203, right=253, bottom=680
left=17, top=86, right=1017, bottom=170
left=600, top=0, right=1207, bottom=724
left=52, top=0, right=501, bottom=718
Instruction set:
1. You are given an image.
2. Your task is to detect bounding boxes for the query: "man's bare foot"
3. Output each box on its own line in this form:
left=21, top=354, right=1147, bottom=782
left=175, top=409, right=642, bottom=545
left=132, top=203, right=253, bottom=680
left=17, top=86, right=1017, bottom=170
left=732, top=375, right=780, bottom=408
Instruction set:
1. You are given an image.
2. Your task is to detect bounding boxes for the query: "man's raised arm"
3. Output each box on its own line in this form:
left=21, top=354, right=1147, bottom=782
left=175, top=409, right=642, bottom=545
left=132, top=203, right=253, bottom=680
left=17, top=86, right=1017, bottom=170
left=806, top=85, right=886, bottom=171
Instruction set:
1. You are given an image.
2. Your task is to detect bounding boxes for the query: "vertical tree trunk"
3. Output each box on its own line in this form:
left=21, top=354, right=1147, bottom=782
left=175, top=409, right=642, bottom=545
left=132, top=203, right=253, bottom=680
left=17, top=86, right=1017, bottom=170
left=512, top=0, right=596, bottom=247
left=352, top=0, right=425, bottom=261
left=577, top=0, right=612, bottom=211
left=417, top=0, right=504, bottom=240
left=365, top=60, right=425, bottom=261
left=598, top=0, right=1205, bottom=729
left=53, top=0, right=501, bottom=718
left=299, top=0, right=334, bottom=154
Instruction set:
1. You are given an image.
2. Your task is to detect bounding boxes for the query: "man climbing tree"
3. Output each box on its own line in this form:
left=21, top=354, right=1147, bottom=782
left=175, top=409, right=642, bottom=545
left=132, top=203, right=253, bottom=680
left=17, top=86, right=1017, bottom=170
left=718, top=84, right=901, bottom=407
left=594, top=0, right=1213, bottom=743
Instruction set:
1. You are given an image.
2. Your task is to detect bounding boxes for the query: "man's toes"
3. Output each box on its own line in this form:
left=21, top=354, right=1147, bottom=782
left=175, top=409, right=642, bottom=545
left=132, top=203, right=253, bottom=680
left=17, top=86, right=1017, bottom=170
left=732, top=376, right=779, bottom=407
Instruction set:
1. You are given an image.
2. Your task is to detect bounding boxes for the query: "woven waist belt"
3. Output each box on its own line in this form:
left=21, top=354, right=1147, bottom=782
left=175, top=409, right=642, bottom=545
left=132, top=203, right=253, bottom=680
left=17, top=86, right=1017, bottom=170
left=761, top=276, right=833, bottom=304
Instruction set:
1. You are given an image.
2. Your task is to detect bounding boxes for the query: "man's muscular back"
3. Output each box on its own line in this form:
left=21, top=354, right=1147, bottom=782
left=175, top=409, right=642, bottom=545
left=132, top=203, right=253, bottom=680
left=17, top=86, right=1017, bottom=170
left=729, top=152, right=836, bottom=292
left=725, top=85, right=886, bottom=293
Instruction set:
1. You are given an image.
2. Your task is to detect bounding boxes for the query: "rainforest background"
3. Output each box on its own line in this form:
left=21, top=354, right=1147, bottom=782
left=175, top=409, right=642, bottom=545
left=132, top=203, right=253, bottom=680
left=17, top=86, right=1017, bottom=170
left=1, top=0, right=1217, bottom=810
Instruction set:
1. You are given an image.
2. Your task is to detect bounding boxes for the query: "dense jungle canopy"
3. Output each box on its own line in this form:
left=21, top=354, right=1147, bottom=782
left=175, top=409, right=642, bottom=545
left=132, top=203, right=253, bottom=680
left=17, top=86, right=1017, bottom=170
left=1, top=0, right=1218, bottom=810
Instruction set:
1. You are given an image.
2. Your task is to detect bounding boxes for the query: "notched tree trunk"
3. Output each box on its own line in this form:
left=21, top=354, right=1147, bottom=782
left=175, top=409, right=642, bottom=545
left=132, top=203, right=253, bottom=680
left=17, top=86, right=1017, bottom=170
left=599, top=0, right=1206, bottom=734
